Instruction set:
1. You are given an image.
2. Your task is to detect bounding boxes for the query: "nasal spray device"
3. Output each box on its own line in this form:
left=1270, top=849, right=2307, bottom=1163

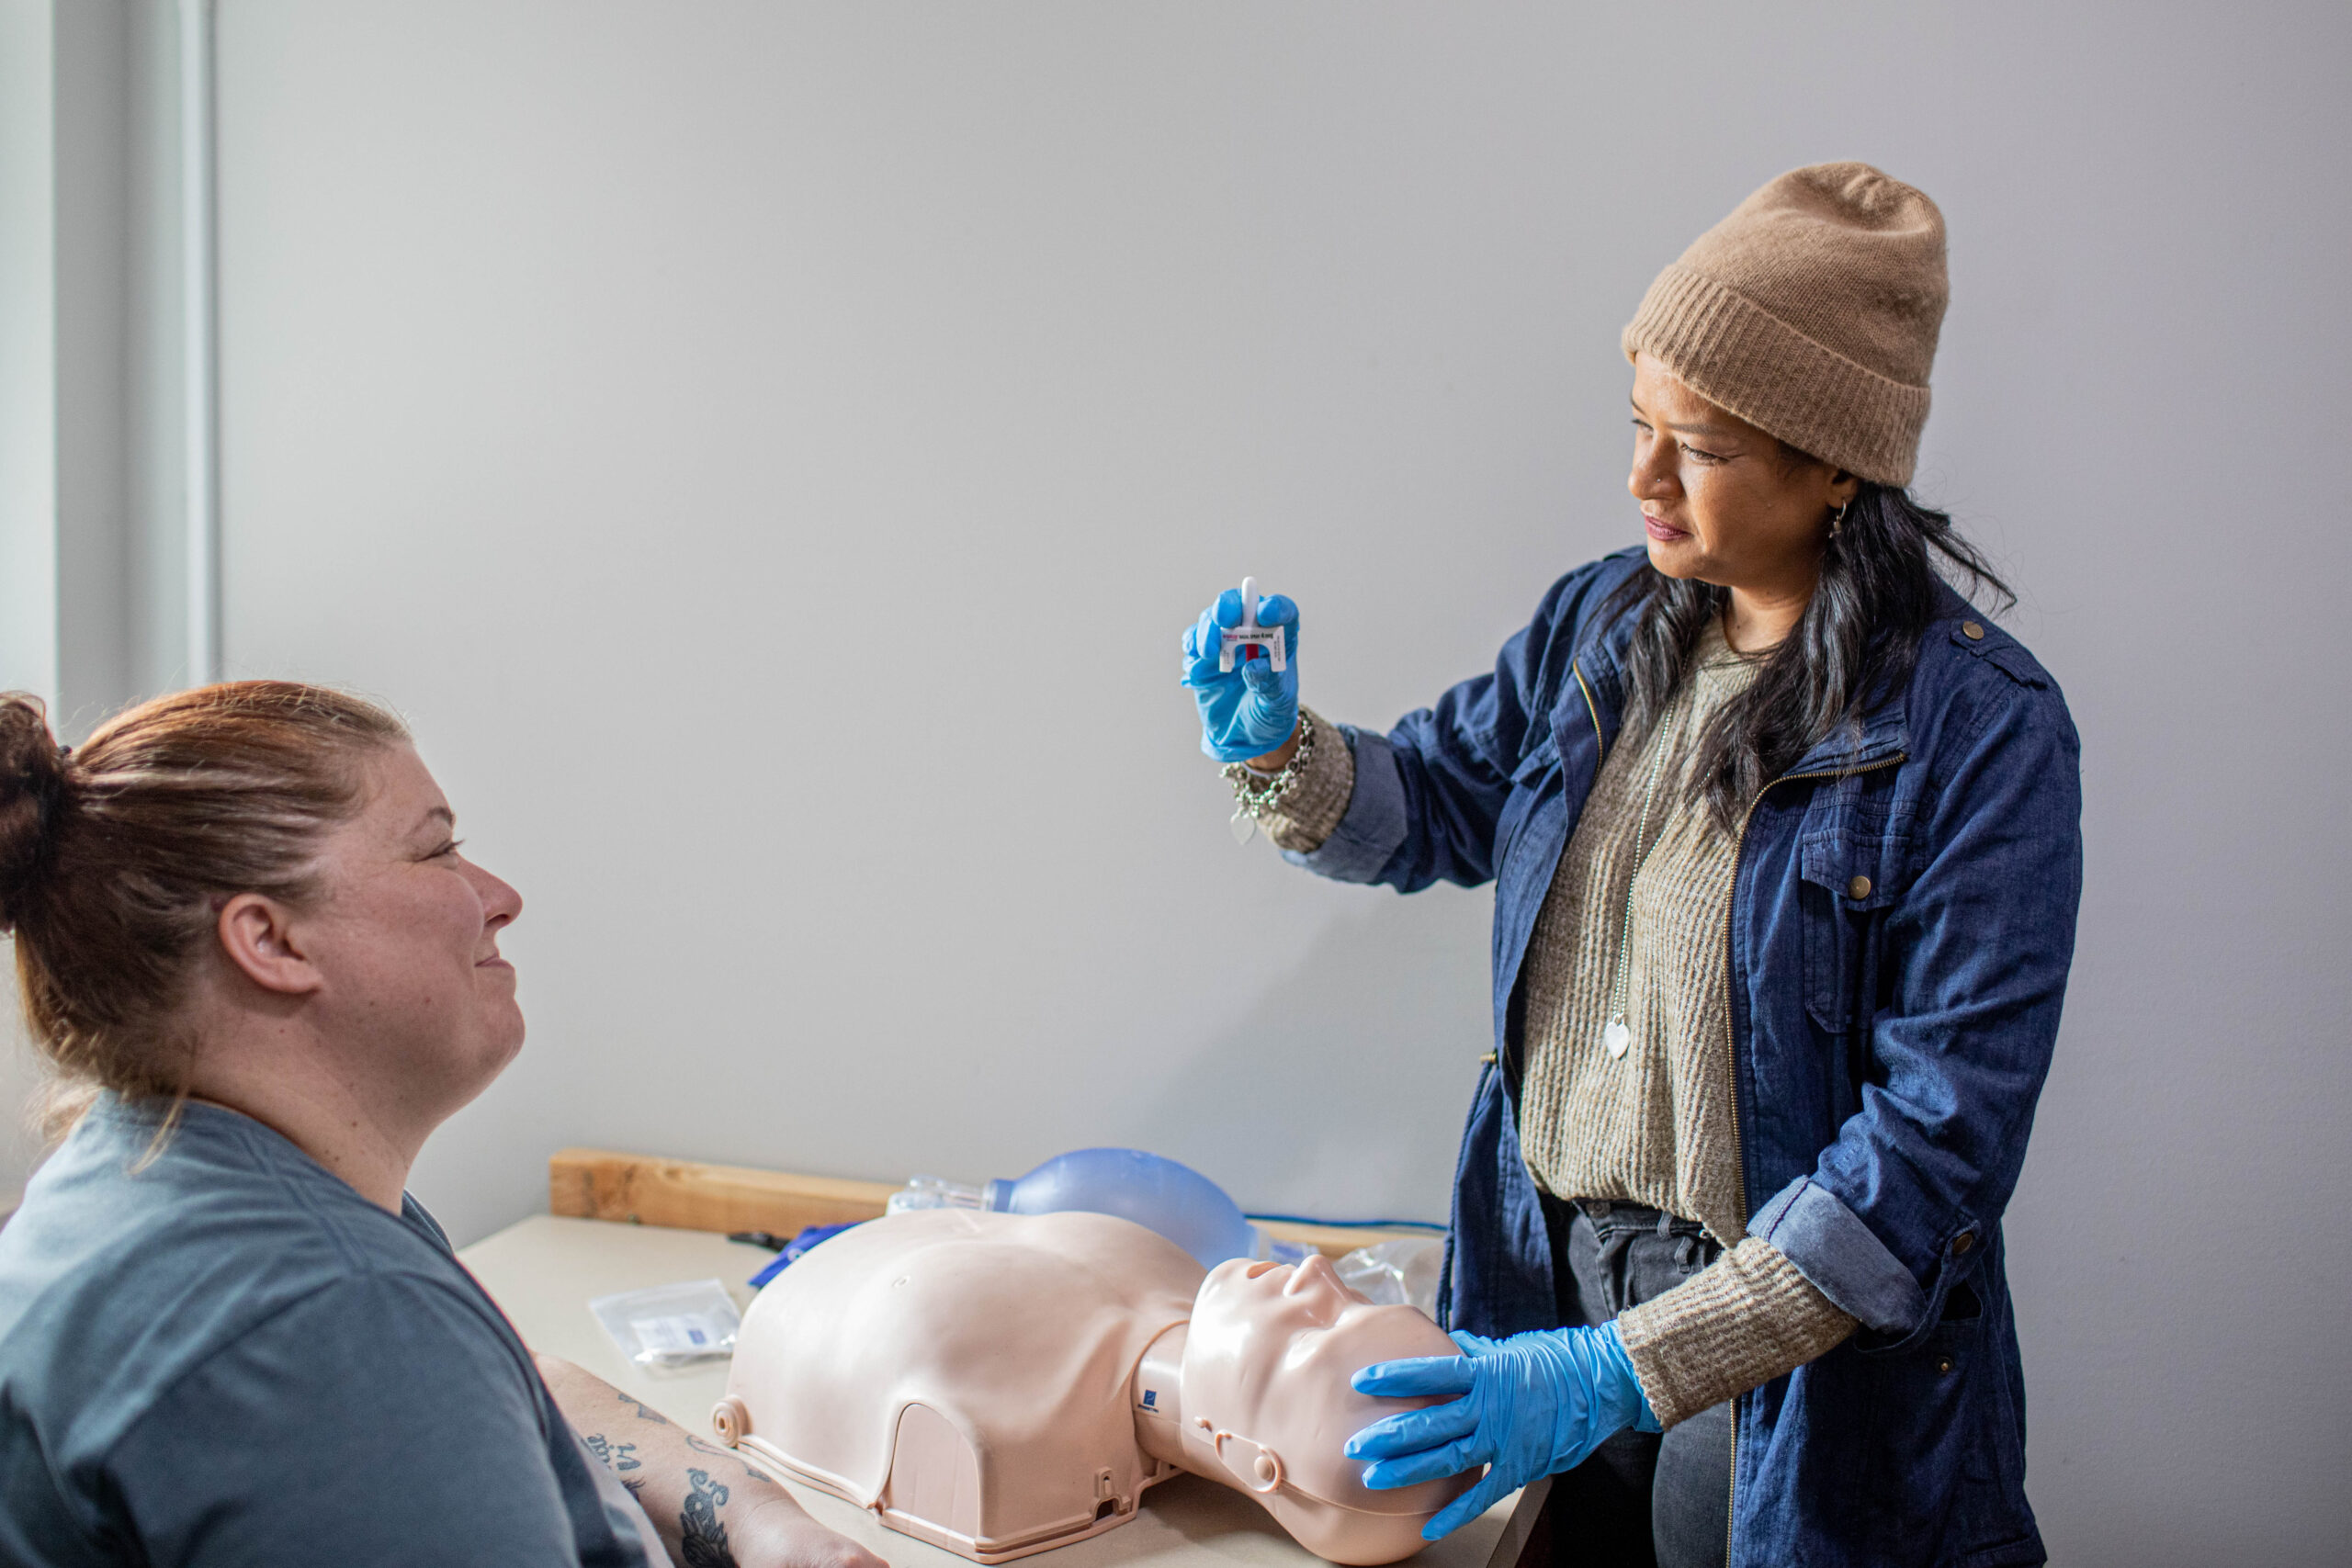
left=1216, top=576, right=1293, bottom=846
left=1217, top=576, right=1286, bottom=674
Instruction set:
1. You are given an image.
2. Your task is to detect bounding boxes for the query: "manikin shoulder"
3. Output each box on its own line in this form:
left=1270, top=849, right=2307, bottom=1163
left=726, top=1209, right=1204, bottom=1541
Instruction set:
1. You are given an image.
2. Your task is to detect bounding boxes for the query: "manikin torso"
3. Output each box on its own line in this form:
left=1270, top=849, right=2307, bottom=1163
left=714, top=1210, right=1471, bottom=1565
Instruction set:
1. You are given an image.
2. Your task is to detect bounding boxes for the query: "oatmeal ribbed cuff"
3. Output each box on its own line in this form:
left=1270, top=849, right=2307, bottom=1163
left=1613, top=1236, right=1858, bottom=1429
left=1259, top=708, right=1355, bottom=853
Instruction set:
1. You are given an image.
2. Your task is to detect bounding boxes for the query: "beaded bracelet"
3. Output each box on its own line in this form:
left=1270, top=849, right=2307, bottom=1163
left=1219, top=710, right=1317, bottom=844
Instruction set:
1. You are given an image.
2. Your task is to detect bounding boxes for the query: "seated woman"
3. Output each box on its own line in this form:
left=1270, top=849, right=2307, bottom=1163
left=0, top=683, right=884, bottom=1568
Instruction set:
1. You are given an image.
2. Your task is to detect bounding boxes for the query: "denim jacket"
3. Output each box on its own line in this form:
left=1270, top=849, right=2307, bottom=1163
left=1289, top=548, right=2081, bottom=1567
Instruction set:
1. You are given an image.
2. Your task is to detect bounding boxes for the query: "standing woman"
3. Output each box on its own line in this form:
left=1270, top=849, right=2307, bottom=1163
left=1181, top=165, right=2080, bottom=1567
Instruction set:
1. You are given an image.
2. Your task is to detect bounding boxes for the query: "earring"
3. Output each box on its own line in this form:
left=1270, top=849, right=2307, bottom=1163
left=1828, top=501, right=1849, bottom=539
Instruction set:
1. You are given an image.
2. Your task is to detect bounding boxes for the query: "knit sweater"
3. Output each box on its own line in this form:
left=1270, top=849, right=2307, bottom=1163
left=1255, top=626, right=1856, bottom=1427
left=1518, top=620, right=1757, bottom=1244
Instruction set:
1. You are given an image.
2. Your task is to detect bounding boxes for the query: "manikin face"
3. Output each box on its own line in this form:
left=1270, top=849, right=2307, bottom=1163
left=292, top=745, right=526, bottom=1128
left=1182, top=1255, right=1473, bottom=1563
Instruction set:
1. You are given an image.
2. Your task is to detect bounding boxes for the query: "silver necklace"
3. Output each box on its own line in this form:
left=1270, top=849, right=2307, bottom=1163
left=1600, top=690, right=1686, bottom=1060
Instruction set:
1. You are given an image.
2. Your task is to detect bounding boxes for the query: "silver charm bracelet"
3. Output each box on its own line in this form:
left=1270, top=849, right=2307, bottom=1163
left=1220, top=710, right=1317, bottom=842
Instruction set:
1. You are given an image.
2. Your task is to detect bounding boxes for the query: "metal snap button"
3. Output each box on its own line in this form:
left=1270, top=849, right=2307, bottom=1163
left=1936, top=1356, right=1955, bottom=1375
left=1847, top=874, right=1872, bottom=900
left=1951, top=1233, right=1974, bottom=1255
left=1962, top=621, right=1985, bottom=640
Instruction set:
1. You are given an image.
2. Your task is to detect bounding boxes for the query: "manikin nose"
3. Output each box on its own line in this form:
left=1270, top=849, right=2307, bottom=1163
left=1282, top=1255, right=1338, bottom=1295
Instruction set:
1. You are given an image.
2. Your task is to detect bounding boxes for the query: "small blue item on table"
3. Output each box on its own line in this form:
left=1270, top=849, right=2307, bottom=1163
left=747, top=1222, right=863, bottom=1289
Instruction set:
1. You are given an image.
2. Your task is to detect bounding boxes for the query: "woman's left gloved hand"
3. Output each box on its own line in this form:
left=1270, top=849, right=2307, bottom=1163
left=1345, top=1322, right=1660, bottom=1540
left=1180, top=586, right=1299, bottom=762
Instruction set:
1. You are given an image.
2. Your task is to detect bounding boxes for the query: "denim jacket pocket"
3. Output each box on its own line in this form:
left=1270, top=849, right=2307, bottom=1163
left=1798, top=830, right=1913, bottom=1034
left=1850, top=1287, right=2038, bottom=1562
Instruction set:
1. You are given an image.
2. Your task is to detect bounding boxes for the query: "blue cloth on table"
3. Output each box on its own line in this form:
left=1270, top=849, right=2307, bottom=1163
left=748, top=1222, right=863, bottom=1289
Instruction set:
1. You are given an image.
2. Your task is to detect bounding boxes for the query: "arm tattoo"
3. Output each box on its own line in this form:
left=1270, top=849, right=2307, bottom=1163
left=582, top=1432, right=643, bottom=1472
left=610, top=1390, right=768, bottom=1484
left=582, top=1430, right=648, bottom=1498
left=680, top=1468, right=732, bottom=1568
left=616, top=1391, right=674, bottom=1427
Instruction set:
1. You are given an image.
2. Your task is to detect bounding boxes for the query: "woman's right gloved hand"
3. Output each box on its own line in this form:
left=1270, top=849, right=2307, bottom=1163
left=1180, top=586, right=1300, bottom=762
left=1344, top=1322, right=1659, bottom=1540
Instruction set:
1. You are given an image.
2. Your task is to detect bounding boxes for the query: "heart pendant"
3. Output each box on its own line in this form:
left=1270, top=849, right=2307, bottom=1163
left=1230, top=809, right=1257, bottom=845
left=1602, top=1018, right=1632, bottom=1059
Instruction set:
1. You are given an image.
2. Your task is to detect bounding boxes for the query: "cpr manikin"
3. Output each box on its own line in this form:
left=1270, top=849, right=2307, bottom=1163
left=711, top=1210, right=1473, bottom=1564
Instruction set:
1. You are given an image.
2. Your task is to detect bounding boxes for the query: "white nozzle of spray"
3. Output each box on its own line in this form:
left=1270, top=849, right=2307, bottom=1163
left=1216, top=574, right=1284, bottom=675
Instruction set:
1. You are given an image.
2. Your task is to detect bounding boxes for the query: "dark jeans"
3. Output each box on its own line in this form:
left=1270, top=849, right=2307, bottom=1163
left=1539, top=1194, right=1733, bottom=1568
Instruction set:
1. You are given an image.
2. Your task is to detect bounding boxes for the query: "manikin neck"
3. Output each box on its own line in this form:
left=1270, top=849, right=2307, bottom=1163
left=1129, top=1321, right=1287, bottom=1500
left=1131, top=1321, right=1192, bottom=1471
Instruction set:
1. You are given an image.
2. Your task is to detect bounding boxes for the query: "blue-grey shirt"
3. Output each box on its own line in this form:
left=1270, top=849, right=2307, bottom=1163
left=0, top=1096, right=662, bottom=1567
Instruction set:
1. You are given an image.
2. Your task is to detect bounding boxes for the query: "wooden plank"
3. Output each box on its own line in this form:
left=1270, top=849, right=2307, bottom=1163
left=548, top=1148, right=898, bottom=1235
left=547, top=1148, right=1438, bottom=1259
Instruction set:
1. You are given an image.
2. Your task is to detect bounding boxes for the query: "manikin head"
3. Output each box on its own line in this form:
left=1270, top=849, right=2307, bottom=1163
left=1181, top=1253, right=1474, bottom=1563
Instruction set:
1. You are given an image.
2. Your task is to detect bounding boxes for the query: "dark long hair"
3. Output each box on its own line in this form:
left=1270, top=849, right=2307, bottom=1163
left=1604, top=478, right=2013, bottom=833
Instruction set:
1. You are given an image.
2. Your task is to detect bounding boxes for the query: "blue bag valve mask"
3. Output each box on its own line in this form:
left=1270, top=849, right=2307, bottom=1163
left=889, top=1147, right=1302, bottom=1269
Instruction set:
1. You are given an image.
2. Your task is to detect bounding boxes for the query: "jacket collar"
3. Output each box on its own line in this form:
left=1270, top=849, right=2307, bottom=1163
left=1783, top=697, right=1907, bottom=776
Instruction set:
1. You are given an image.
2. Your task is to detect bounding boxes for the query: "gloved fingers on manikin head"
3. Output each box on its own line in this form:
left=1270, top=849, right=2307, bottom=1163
left=1179, top=1253, right=1476, bottom=1564
left=1413, top=1463, right=1521, bottom=1546
left=1346, top=1322, right=1659, bottom=1541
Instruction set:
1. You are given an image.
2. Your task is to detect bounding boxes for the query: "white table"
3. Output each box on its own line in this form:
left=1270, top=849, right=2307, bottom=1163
left=458, top=1215, right=1536, bottom=1568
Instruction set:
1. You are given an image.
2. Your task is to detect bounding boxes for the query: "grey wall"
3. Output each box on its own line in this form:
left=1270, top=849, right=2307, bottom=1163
left=12, top=0, right=2349, bottom=1559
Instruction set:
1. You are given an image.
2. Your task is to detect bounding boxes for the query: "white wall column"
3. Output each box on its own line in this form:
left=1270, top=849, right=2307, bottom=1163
left=0, top=0, right=146, bottom=734
left=0, top=0, right=63, bottom=712
left=0, top=0, right=189, bottom=1208
left=175, top=0, right=215, bottom=685
left=0, top=0, right=201, bottom=728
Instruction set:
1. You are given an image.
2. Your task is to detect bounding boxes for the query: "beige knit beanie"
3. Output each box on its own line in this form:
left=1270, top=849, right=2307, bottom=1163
left=1621, top=162, right=1947, bottom=487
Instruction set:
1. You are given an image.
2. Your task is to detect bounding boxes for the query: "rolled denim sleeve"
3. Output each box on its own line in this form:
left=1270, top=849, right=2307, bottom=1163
left=1749, top=1175, right=1921, bottom=1334
left=1794, top=659, right=2084, bottom=1344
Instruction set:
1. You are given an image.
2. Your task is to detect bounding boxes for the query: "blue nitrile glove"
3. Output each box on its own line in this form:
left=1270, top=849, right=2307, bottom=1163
left=1344, top=1323, right=1660, bottom=1540
left=1179, top=586, right=1300, bottom=762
